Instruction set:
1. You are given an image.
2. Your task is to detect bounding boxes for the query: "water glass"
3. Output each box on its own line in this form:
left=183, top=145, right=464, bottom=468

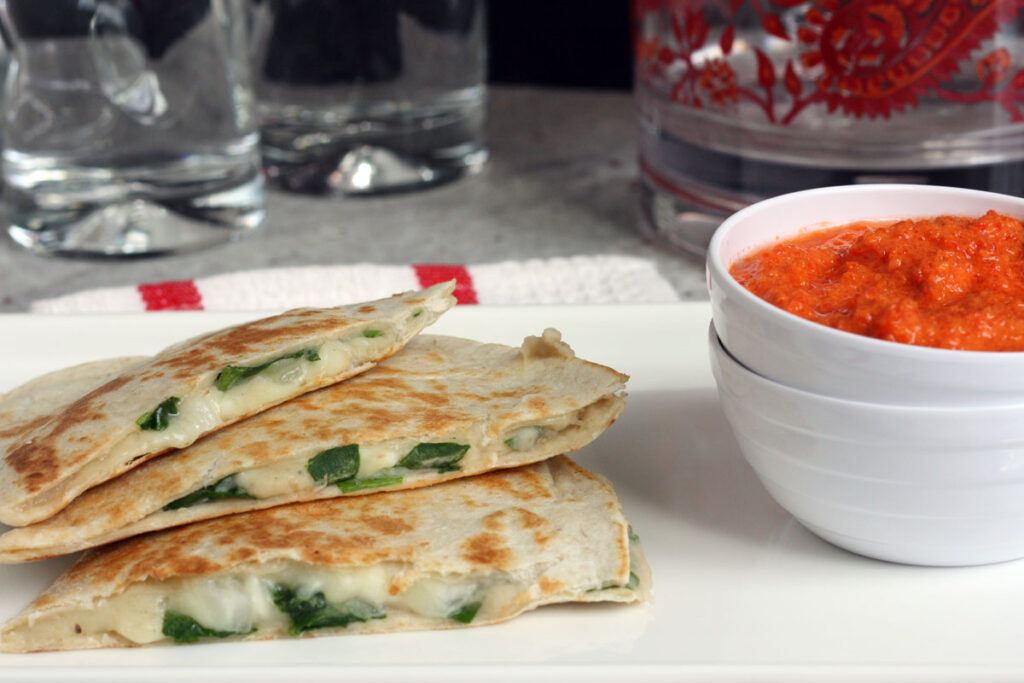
left=0, top=0, right=265, bottom=257
left=634, top=0, right=1024, bottom=256
left=249, top=0, right=488, bottom=194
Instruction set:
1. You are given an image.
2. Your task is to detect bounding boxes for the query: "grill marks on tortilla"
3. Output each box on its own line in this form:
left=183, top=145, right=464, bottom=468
left=472, top=467, right=554, bottom=503
left=199, top=313, right=354, bottom=356
left=47, top=462, right=575, bottom=597
left=147, top=315, right=353, bottom=381
left=362, top=516, right=413, bottom=536
left=0, top=284, right=459, bottom=529
left=0, top=458, right=645, bottom=652
left=538, top=577, right=565, bottom=595
left=0, top=331, right=627, bottom=563
left=483, top=510, right=506, bottom=531
left=0, top=416, right=48, bottom=444
left=461, top=532, right=515, bottom=569
left=6, top=393, right=112, bottom=486
left=2, top=315, right=357, bottom=486
left=291, top=375, right=472, bottom=439
left=8, top=447, right=60, bottom=491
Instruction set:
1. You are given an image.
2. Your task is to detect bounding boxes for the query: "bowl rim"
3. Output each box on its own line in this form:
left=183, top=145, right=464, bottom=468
left=708, top=321, right=1024, bottom=414
left=707, top=184, right=1024, bottom=361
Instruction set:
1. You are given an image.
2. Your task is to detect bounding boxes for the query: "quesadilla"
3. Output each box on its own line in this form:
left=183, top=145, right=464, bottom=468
left=0, top=456, right=650, bottom=652
left=0, top=282, right=456, bottom=527
left=0, top=357, right=148, bottom=455
left=0, top=330, right=627, bottom=563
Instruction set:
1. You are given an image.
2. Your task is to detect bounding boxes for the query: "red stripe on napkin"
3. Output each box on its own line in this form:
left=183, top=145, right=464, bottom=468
left=413, top=264, right=478, bottom=304
left=138, top=280, right=204, bottom=311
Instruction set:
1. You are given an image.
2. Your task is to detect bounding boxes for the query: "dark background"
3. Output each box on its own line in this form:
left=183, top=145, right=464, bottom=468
left=487, top=1, right=633, bottom=90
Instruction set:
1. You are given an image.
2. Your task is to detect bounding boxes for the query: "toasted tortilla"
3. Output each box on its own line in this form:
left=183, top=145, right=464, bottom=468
left=0, top=282, right=456, bottom=527
left=0, top=357, right=148, bottom=457
left=0, top=330, right=627, bottom=563
left=0, top=456, right=650, bottom=652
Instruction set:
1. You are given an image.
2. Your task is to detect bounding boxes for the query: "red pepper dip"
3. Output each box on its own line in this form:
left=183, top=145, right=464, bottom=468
left=729, top=211, right=1024, bottom=351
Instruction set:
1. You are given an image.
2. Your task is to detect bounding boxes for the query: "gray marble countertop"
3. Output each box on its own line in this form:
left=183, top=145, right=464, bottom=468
left=0, top=86, right=708, bottom=312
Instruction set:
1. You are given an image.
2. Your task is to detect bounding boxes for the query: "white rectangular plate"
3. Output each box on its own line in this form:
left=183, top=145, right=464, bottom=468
left=1, top=303, right=1023, bottom=682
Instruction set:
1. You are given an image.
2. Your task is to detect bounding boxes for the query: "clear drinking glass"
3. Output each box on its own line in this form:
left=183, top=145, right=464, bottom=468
left=634, top=0, right=1024, bottom=256
left=249, top=0, right=488, bottom=194
left=0, top=0, right=265, bottom=257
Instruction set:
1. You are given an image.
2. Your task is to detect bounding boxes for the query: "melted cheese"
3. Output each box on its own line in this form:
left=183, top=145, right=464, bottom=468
left=54, top=583, right=167, bottom=645
left=214, top=338, right=358, bottom=421
left=504, top=426, right=545, bottom=451
left=218, top=407, right=594, bottom=504
left=231, top=440, right=417, bottom=499
left=109, top=333, right=396, bottom=469
left=166, top=575, right=284, bottom=634
left=33, top=563, right=491, bottom=645
left=357, top=440, right=418, bottom=477
left=400, top=575, right=481, bottom=618
left=232, top=460, right=313, bottom=499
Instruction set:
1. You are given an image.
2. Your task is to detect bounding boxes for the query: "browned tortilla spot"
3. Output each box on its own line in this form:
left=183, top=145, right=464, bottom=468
left=0, top=284, right=458, bottom=531
left=406, top=390, right=453, bottom=407
left=471, top=468, right=553, bottom=503
left=230, top=548, right=256, bottom=563
left=0, top=415, right=48, bottom=440
left=534, top=531, right=555, bottom=546
left=484, top=510, right=506, bottom=531
left=515, top=508, right=546, bottom=529
left=525, top=396, right=549, bottom=412
left=461, top=532, right=514, bottom=569
left=197, top=318, right=349, bottom=357
left=6, top=443, right=60, bottom=486
left=361, top=515, right=413, bottom=536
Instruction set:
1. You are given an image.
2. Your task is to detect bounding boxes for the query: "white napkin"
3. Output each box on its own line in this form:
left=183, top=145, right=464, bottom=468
left=31, top=256, right=680, bottom=312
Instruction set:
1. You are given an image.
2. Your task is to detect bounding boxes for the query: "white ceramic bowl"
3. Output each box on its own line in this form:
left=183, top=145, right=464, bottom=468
left=707, top=184, right=1024, bottom=404
left=709, top=322, right=1024, bottom=566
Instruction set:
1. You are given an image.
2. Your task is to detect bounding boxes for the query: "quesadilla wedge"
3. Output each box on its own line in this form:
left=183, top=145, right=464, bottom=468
left=0, top=330, right=627, bottom=563
left=0, top=282, right=456, bottom=527
left=0, top=357, right=148, bottom=457
left=0, top=456, right=650, bottom=652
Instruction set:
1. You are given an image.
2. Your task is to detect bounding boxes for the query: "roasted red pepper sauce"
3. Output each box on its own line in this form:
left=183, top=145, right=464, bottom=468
left=730, top=211, right=1024, bottom=351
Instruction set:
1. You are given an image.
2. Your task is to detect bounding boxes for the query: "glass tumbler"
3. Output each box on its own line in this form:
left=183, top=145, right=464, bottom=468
left=249, top=0, right=488, bottom=195
left=0, top=0, right=265, bottom=257
left=634, top=0, right=1024, bottom=256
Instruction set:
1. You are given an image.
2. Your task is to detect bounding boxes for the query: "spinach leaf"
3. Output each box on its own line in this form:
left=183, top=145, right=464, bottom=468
left=307, top=445, right=360, bottom=485
left=162, top=610, right=253, bottom=643
left=397, top=442, right=469, bottom=472
left=337, top=475, right=403, bottom=494
left=270, top=584, right=385, bottom=635
left=362, top=329, right=384, bottom=338
left=163, top=474, right=255, bottom=511
left=136, top=396, right=180, bottom=431
left=627, top=571, right=640, bottom=590
left=215, top=348, right=320, bottom=391
left=448, top=601, right=482, bottom=624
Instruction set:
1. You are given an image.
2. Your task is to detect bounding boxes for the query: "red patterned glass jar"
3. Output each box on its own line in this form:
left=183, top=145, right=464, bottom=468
left=634, top=0, right=1024, bottom=255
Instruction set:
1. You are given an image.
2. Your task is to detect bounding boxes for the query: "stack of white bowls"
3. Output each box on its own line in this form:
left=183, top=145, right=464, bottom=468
left=707, top=185, right=1024, bottom=567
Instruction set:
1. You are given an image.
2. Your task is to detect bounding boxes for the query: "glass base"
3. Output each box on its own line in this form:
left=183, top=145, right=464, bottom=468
left=263, top=143, right=488, bottom=195
left=638, top=180, right=731, bottom=258
left=259, top=98, right=487, bottom=195
left=6, top=173, right=265, bottom=258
